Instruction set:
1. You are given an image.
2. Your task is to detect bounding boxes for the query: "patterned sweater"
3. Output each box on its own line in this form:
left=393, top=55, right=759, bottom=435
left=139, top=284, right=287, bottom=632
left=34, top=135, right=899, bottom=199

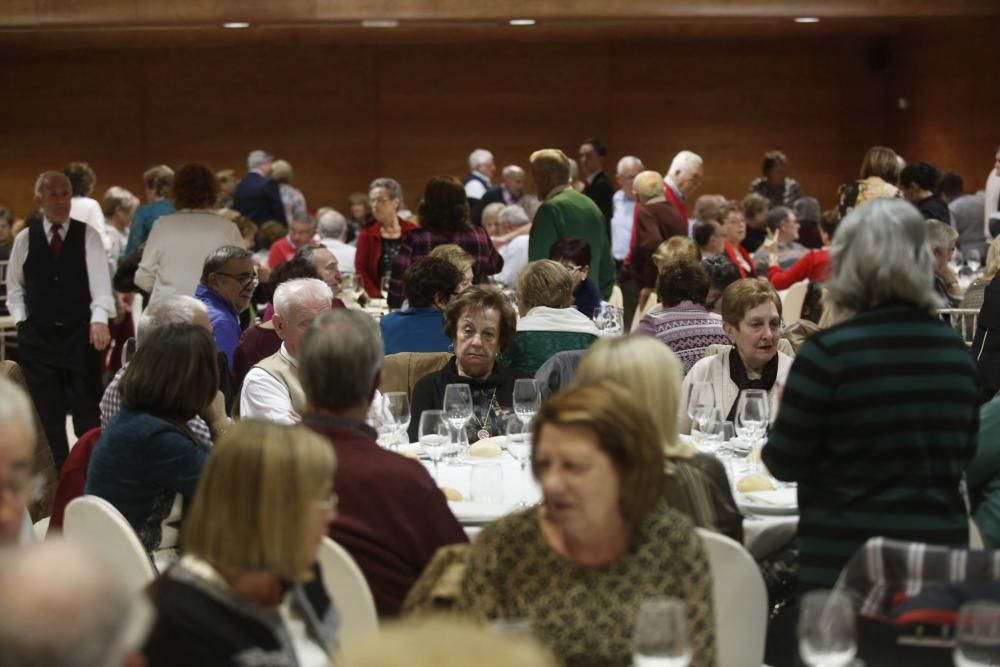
left=762, top=302, right=978, bottom=591
left=632, top=301, right=730, bottom=374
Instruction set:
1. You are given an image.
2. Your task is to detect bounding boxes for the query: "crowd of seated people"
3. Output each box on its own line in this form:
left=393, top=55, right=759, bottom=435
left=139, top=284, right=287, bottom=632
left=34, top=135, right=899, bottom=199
left=2, top=141, right=1000, bottom=667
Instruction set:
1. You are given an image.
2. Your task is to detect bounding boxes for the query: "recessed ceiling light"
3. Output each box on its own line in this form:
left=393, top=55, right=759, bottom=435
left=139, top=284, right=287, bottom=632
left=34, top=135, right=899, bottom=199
left=361, top=19, right=399, bottom=28
left=222, top=21, right=250, bottom=29
left=509, top=19, right=536, bottom=26
left=794, top=17, right=820, bottom=23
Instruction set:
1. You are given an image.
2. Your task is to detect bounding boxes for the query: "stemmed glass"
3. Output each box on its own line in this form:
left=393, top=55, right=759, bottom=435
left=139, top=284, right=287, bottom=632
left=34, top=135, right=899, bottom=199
left=443, top=383, right=474, bottom=455
left=954, top=601, right=1000, bottom=666
left=696, top=408, right=726, bottom=456
left=418, top=410, right=450, bottom=476
left=685, top=382, right=716, bottom=439
left=383, top=391, right=410, bottom=449
left=504, top=415, right=533, bottom=506
left=513, top=379, right=541, bottom=426
left=967, top=249, right=983, bottom=275
left=593, top=304, right=624, bottom=336
left=379, top=273, right=392, bottom=299
left=736, top=389, right=769, bottom=470
left=632, top=597, right=692, bottom=667
left=797, top=590, right=857, bottom=667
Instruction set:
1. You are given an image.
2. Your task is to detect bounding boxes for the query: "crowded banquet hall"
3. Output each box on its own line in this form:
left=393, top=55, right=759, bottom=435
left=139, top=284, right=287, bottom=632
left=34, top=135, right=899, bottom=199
left=3, top=1, right=1000, bottom=665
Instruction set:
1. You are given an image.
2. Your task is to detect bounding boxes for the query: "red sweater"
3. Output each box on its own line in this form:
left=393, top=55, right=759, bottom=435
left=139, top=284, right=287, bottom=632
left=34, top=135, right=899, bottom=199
left=767, top=248, right=830, bottom=290
left=355, top=218, right=417, bottom=297
left=723, top=241, right=756, bottom=278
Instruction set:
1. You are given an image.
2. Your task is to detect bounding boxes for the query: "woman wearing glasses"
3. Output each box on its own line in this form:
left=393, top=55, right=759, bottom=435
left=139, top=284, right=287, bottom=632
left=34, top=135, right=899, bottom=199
left=356, top=177, right=416, bottom=298
left=134, top=163, right=245, bottom=304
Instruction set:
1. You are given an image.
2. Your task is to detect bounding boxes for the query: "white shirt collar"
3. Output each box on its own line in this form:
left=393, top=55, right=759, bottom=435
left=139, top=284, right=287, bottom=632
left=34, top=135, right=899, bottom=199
left=42, top=216, right=69, bottom=236
left=279, top=342, right=298, bottom=368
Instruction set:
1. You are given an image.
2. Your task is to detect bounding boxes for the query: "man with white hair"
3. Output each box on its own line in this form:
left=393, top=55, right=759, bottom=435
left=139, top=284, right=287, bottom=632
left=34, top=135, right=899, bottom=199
left=0, top=539, right=153, bottom=667
left=610, top=155, right=644, bottom=266
left=463, top=148, right=495, bottom=207
left=494, top=205, right=533, bottom=288
left=317, top=207, right=357, bottom=273
left=0, top=376, right=36, bottom=546
left=233, top=149, right=287, bottom=226
left=472, top=164, right=526, bottom=226
left=239, top=278, right=332, bottom=423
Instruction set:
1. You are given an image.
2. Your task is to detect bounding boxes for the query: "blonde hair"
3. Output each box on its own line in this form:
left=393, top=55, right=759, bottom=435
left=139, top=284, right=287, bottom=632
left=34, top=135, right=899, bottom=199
left=517, top=260, right=574, bottom=310
left=182, top=420, right=335, bottom=581
left=428, top=243, right=474, bottom=274
left=339, top=618, right=556, bottom=667
left=652, top=236, right=701, bottom=273
left=575, top=337, right=694, bottom=460
left=986, top=236, right=1000, bottom=279
left=720, top=278, right=782, bottom=327
left=633, top=170, right=664, bottom=202
left=529, top=149, right=571, bottom=192
left=271, top=159, right=293, bottom=184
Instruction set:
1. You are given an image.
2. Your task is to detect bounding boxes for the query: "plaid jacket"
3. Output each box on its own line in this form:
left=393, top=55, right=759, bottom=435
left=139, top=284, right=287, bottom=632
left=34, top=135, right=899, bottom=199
left=387, top=226, right=503, bottom=308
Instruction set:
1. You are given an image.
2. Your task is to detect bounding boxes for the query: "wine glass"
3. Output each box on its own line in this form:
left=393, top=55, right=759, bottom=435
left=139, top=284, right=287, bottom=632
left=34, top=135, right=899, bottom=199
left=798, top=590, right=857, bottom=667
left=513, top=379, right=541, bottom=426
left=735, top=389, right=769, bottom=469
left=685, top=382, right=716, bottom=438
left=383, top=391, right=410, bottom=448
left=504, top=415, right=533, bottom=506
left=696, top=408, right=725, bottom=455
left=593, top=303, right=624, bottom=336
left=954, top=601, right=1000, bottom=666
left=632, top=597, right=692, bottom=667
left=967, top=249, right=983, bottom=275
left=443, top=383, right=474, bottom=454
left=418, top=410, right=450, bottom=476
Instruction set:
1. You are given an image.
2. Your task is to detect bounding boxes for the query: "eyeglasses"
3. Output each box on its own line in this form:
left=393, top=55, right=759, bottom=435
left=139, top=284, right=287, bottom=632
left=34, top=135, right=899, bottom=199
left=214, top=271, right=259, bottom=288
left=370, top=197, right=393, bottom=206
left=559, top=263, right=585, bottom=274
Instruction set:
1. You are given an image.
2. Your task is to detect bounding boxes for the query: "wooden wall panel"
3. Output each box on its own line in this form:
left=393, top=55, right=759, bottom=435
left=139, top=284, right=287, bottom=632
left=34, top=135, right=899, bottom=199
left=0, top=22, right=992, bottom=222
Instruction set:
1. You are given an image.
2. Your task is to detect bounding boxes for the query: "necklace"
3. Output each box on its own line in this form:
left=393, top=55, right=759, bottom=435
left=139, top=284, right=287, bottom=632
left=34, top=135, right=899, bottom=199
left=471, top=388, right=499, bottom=440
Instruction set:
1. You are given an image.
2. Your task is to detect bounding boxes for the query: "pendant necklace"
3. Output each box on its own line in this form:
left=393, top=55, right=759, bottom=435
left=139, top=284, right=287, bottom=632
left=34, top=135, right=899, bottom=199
left=472, top=388, right=499, bottom=440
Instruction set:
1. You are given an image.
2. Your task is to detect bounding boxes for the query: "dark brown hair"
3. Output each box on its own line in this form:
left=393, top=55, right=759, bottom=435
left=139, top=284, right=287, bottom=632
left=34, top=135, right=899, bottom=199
left=404, top=256, right=463, bottom=308
left=63, top=162, right=96, bottom=197
left=658, top=260, right=710, bottom=307
left=442, top=285, right=517, bottom=350
left=172, top=163, right=220, bottom=210
left=417, top=176, right=471, bottom=236
left=549, top=236, right=591, bottom=268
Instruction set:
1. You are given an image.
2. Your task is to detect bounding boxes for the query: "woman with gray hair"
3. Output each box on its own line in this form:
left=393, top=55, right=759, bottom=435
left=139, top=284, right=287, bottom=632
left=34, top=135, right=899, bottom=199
left=356, top=177, right=416, bottom=298
left=762, top=198, right=978, bottom=593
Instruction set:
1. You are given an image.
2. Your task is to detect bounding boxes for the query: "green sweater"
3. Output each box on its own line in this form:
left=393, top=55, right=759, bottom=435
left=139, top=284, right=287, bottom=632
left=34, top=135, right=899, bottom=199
left=762, top=303, right=978, bottom=591
left=969, top=391, right=1000, bottom=548
left=528, top=188, right=615, bottom=299
left=507, top=330, right=598, bottom=376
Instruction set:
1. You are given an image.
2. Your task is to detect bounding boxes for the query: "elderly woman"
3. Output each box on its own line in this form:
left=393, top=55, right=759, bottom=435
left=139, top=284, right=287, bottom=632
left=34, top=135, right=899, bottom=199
left=752, top=206, right=805, bottom=273
left=356, top=177, right=416, bottom=298
left=144, top=420, right=337, bottom=666
left=86, top=323, right=227, bottom=556
left=271, top=159, right=309, bottom=225
left=380, top=256, right=463, bottom=354
left=507, top=260, right=599, bottom=375
left=125, top=165, right=175, bottom=257
left=428, top=243, right=475, bottom=293
left=702, top=254, right=741, bottom=314
left=388, top=176, right=503, bottom=308
left=458, top=380, right=717, bottom=667
left=101, top=186, right=140, bottom=268
left=763, top=198, right=978, bottom=592
left=577, top=338, right=742, bottom=541
left=134, top=163, right=245, bottom=303
left=837, top=145, right=903, bottom=218
left=960, top=235, right=1000, bottom=314
left=720, top=200, right=756, bottom=279
left=346, top=191, right=372, bottom=244
left=408, top=286, right=526, bottom=443
left=680, top=279, right=793, bottom=433
left=927, top=218, right=962, bottom=307
left=634, top=260, right=730, bottom=373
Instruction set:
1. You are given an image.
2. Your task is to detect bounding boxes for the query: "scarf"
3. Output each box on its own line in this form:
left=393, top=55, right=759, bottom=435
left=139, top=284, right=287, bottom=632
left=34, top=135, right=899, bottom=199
left=725, top=350, right=779, bottom=422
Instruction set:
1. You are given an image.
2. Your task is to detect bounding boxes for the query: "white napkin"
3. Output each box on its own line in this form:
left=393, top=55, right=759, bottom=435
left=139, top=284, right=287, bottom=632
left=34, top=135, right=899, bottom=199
left=742, top=488, right=797, bottom=507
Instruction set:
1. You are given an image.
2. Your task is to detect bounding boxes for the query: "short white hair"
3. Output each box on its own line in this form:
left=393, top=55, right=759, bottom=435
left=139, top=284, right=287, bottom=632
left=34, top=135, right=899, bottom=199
left=468, top=149, right=494, bottom=171
left=273, top=278, right=333, bottom=321
left=501, top=165, right=524, bottom=179
left=926, top=218, right=958, bottom=251
left=34, top=171, right=70, bottom=198
left=0, top=376, right=35, bottom=444
left=498, top=205, right=530, bottom=227
left=616, top=156, right=644, bottom=175
left=481, top=202, right=506, bottom=223
left=137, top=295, right=207, bottom=347
left=317, top=209, right=348, bottom=239
left=668, top=150, right=703, bottom=179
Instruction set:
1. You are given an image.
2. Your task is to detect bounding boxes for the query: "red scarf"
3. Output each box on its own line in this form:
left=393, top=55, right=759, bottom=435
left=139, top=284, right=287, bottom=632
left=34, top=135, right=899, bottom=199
left=723, top=241, right=756, bottom=278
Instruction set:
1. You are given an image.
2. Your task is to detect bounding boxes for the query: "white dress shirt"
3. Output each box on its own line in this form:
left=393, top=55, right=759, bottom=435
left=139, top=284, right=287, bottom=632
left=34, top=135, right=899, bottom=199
left=464, top=173, right=489, bottom=200
left=6, top=218, right=115, bottom=325
left=240, top=344, right=300, bottom=425
left=985, top=169, right=1000, bottom=239
left=321, top=238, right=357, bottom=274
left=70, top=196, right=108, bottom=246
left=496, top=234, right=530, bottom=288
left=610, top=189, right=636, bottom=261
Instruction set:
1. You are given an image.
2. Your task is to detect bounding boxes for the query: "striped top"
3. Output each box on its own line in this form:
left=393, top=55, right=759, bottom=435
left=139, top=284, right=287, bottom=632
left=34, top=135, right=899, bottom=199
left=762, top=302, right=979, bottom=591
left=632, top=301, right=731, bottom=374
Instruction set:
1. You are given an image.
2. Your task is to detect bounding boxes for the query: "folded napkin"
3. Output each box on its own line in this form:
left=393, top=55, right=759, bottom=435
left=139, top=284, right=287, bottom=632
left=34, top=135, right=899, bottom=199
left=742, top=487, right=797, bottom=507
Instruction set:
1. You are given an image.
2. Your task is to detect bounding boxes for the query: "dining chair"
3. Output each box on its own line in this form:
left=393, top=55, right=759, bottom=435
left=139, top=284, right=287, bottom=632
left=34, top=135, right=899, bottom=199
left=317, top=536, right=378, bottom=646
left=63, top=496, right=156, bottom=593
left=697, top=528, right=768, bottom=667
left=608, top=283, right=623, bottom=310
left=780, top=280, right=809, bottom=327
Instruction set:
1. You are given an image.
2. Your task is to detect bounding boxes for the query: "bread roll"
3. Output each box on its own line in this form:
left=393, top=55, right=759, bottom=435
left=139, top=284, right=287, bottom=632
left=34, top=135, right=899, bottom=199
left=440, top=487, right=463, bottom=501
left=468, top=440, right=503, bottom=458
left=736, top=474, right=776, bottom=493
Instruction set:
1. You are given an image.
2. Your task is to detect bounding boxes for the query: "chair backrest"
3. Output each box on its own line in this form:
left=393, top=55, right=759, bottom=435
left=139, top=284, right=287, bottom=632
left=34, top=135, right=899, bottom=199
left=380, top=352, right=451, bottom=400
left=47, top=426, right=103, bottom=533
left=697, top=528, right=768, bottom=667
left=63, top=496, right=156, bottom=593
left=780, top=280, right=809, bottom=327
left=317, top=536, right=378, bottom=646
left=630, top=291, right=659, bottom=332
left=608, top=284, right=623, bottom=310
left=938, top=307, right=979, bottom=346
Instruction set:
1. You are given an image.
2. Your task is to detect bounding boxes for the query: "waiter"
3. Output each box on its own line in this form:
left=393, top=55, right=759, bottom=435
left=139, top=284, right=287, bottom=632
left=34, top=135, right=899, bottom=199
left=7, top=171, right=113, bottom=472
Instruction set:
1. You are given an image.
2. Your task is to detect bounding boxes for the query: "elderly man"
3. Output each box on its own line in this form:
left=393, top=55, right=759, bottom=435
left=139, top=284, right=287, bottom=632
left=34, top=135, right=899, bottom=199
left=317, top=208, right=357, bottom=273
left=579, top=137, right=615, bottom=235
left=495, top=205, right=532, bottom=288
left=300, top=309, right=467, bottom=617
left=619, top=170, right=689, bottom=328
left=239, top=278, right=331, bottom=424
left=295, top=243, right=345, bottom=307
left=472, top=164, right=526, bottom=226
left=527, top=149, right=615, bottom=299
left=610, top=155, right=644, bottom=266
left=195, top=246, right=257, bottom=368
left=0, top=540, right=152, bottom=667
left=233, top=149, right=287, bottom=226
left=463, top=148, right=495, bottom=207
left=267, top=216, right=317, bottom=269
left=0, top=377, right=36, bottom=546
left=6, top=171, right=114, bottom=471
left=748, top=150, right=803, bottom=208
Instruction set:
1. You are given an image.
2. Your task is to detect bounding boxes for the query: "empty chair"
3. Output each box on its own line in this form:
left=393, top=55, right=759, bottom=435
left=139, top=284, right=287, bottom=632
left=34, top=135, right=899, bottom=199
left=318, top=536, right=378, bottom=646
left=697, top=528, right=768, bottom=667
left=63, top=496, right=156, bottom=593
left=780, top=280, right=809, bottom=327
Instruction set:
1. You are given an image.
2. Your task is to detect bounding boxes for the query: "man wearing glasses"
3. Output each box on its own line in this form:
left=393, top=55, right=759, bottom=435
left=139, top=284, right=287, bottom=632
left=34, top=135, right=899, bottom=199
left=195, top=246, right=257, bottom=368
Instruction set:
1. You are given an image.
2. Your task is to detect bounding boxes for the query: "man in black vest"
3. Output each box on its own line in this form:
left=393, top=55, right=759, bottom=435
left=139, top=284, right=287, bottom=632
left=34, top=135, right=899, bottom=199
left=6, top=171, right=114, bottom=472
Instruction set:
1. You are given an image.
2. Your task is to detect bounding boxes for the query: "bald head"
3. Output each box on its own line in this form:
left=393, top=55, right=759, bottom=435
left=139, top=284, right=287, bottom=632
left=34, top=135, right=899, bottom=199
left=0, top=539, right=152, bottom=667
left=633, top=171, right=665, bottom=204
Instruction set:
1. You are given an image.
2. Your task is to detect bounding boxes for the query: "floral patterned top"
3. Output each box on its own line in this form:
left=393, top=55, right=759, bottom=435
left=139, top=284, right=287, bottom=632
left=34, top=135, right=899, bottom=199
left=458, top=503, right=717, bottom=667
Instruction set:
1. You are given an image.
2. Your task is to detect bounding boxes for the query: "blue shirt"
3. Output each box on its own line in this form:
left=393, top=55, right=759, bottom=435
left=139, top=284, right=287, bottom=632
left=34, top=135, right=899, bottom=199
left=380, top=306, right=450, bottom=354
left=195, top=283, right=241, bottom=366
left=125, top=199, right=174, bottom=257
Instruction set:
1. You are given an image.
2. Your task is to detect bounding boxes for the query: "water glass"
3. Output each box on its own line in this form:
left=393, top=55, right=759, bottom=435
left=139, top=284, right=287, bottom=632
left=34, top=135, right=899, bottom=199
left=593, top=303, right=624, bottom=336
left=797, top=590, right=857, bottom=667
left=505, top=415, right=533, bottom=506
left=685, top=382, right=716, bottom=436
left=513, top=379, right=541, bottom=426
left=383, top=391, right=410, bottom=447
left=632, top=597, right=692, bottom=667
left=954, top=601, right=1000, bottom=666
left=380, top=273, right=392, bottom=297
left=696, top=409, right=726, bottom=455
left=418, top=410, right=450, bottom=475
left=470, top=462, right=504, bottom=504
left=443, top=383, right=474, bottom=453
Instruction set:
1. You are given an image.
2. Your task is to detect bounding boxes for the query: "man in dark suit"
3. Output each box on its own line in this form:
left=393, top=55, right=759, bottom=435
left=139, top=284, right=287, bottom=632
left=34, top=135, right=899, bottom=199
left=471, top=164, right=526, bottom=226
left=6, top=171, right=114, bottom=472
left=233, top=149, right=287, bottom=227
left=579, top=138, right=615, bottom=241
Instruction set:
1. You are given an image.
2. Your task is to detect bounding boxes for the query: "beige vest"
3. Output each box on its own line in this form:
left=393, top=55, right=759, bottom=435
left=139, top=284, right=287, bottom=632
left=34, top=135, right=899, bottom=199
left=236, top=350, right=305, bottom=418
